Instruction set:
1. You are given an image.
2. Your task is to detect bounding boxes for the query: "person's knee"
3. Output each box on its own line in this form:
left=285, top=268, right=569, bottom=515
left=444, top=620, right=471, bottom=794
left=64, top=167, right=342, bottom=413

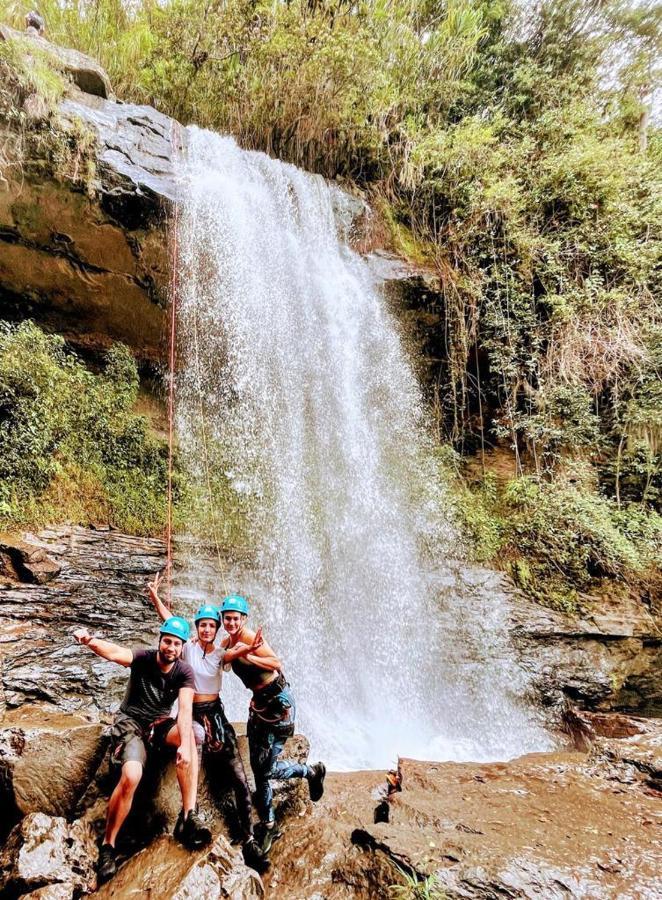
left=119, top=761, right=143, bottom=793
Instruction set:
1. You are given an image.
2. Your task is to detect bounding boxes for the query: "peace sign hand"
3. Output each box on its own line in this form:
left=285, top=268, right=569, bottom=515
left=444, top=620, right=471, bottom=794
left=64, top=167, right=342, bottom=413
left=147, top=571, right=162, bottom=605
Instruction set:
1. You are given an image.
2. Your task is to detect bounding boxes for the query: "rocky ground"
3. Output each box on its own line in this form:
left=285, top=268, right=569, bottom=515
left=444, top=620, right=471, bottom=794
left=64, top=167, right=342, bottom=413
left=0, top=526, right=660, bottom=899
left=264, top=727, right=661, bottom=900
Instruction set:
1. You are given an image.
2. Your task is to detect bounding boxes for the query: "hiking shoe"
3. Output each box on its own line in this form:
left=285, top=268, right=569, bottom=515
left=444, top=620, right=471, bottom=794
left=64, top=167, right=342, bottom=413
left=256, top=820, right=283, bottom=855
left=180, top=808, right=212, bottom=850
left=307, top=761, right=326, bottom=801
left=242, top=836, right=269, bottom=873
left=97, top=843, right=117, bottom=884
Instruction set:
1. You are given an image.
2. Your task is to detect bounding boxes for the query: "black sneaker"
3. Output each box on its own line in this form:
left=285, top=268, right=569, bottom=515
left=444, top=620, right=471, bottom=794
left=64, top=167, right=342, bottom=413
left=307, top=761, right=326, bottom=801
left=242, top=836, right=269, bottom=873
left=97, top=843, right=117, bottom=884
left=181, top=807, right=212, bottom=850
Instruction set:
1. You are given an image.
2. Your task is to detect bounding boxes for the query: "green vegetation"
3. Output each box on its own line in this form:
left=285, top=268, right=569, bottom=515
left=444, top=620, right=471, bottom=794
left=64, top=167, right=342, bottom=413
left=0, top=29, right=97, bottom=190
left=389, top=866, right=447, bottom=900
left=440, top=447, right=661, bottom=611
left=0, top=0, right=659, bottom=602
left=0, top=322, right=174, bottom=534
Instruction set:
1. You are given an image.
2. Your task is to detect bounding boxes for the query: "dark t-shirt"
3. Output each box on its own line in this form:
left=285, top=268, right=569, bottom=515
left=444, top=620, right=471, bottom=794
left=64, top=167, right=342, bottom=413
left=119, top=648, right=195, bottom=726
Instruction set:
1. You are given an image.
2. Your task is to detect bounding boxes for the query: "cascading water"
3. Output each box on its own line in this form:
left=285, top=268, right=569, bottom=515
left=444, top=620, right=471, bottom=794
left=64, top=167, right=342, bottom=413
left=175, top=127, right=553, bottom=770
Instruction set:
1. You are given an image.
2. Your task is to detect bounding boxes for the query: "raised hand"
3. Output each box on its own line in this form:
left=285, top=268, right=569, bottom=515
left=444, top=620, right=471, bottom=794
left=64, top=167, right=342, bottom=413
left=251, top=627, right=264, bottom=651
left=73, top=627, right=92, bottom=645
left=147, top=571, right=162, bottom=604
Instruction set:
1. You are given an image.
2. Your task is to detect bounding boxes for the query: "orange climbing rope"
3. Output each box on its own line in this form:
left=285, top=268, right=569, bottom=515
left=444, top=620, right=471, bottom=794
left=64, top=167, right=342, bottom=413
left=165, top=159, right=180, bottom=607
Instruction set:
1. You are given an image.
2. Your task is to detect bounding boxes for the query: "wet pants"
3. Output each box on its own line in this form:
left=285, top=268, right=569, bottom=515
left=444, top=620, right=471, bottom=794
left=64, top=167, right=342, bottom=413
left=194, top=699, right=253, bottom=840
left=246, top=683, right=308, bottom=824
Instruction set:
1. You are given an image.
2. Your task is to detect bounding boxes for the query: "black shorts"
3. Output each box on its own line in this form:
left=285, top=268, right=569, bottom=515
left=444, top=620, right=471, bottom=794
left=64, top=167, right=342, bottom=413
left=110, top=712, right=176, bottom=768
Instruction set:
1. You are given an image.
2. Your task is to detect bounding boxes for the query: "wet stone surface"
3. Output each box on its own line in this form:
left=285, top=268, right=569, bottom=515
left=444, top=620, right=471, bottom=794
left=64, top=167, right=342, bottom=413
left=0, top=527, right=165, bottom=718
left=263, top=725, right=662, bottom=900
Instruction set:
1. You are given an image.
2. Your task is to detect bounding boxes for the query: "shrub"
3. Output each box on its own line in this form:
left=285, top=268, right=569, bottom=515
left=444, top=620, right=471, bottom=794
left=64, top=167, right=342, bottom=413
left=500, top=476, right=658, bottom=610
left=0, top=321, right=171, bottom=535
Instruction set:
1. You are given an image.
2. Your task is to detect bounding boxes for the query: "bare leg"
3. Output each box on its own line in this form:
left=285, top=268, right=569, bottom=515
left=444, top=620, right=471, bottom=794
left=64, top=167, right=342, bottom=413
left=104, top=761, right=143, bottom=846
left=165, top=726, right=199, bottom=815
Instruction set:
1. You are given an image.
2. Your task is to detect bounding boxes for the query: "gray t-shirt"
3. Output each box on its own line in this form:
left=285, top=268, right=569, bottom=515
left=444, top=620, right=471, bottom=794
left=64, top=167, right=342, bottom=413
left=120, top=648, right=195, bottom=726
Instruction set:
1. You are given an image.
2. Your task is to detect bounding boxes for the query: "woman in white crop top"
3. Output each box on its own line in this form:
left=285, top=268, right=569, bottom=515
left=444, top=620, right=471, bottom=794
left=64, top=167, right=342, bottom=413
left=147, top=574, right=266, bottom=870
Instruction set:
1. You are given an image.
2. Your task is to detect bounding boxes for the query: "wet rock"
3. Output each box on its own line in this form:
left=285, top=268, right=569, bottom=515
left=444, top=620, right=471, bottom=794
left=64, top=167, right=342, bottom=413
left=0, top=813, right=97, bottom=897
left=509, top=587, right=662, bottom=715
left=0, top=715, right=106, bottom=824
left=265, top=748, right=662, bottom=899
left=589, top=718, right=662, bottom=791
left=94, top=833, right=262, bottom=900
left=562, top=704, right=653, bottom=751
left=0, top=527, right=165, bottom=716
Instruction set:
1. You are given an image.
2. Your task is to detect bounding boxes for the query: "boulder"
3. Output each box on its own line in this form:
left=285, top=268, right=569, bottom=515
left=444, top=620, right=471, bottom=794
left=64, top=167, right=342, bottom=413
left=21, top=884, right=75, bottom=900
left=0, top=714, right=106, bottom=823
left=78, top=728, right=310, bottom=849
left=0, top=813, right=97, bottom=897
left=93, top=833, right=262, bottom=900
left=0, top=534, right=61, bottom=585
left=0, top=25, right=113, bottom=99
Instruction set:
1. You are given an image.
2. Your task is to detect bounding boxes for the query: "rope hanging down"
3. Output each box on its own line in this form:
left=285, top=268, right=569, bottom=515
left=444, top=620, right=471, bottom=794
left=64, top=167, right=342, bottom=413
left=166, top=124, right=229, bottom=604
left=165, top=146, right=180, bottom=606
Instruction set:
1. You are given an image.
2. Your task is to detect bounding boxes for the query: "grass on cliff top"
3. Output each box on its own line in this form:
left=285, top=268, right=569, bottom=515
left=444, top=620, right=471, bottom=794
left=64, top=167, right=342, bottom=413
left=0, top=321, right=177, bottom=536
left=0, top=35, right=66, bottom=114
left=438, top=445, right=662, bottom=614
left=0, top=35, right=97, bottom=192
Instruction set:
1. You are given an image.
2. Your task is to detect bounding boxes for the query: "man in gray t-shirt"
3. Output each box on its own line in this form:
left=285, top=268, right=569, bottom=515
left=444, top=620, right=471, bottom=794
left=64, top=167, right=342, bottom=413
left=74, top=616, right=211, bottom=884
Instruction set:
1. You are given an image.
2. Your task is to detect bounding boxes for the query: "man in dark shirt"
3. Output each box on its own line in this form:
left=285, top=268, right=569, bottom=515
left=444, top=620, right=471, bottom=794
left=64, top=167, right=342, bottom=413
left=74, top=616, right=212, bottom=884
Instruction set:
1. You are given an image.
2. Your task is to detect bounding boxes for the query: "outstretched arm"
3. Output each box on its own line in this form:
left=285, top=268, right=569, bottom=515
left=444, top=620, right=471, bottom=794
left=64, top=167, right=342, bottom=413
left=146, top=571, right=172, bottom=623
left=73, top=628, right=133, bottom=667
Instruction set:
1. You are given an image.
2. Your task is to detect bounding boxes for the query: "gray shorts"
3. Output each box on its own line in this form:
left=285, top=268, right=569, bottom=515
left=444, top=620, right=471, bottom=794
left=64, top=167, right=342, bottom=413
left=110, top=712, right=176, bottom=768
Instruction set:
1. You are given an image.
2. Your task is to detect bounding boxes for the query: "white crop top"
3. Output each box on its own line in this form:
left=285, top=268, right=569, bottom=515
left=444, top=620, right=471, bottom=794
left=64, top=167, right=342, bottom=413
left=181, top=641, right=225, bottom=695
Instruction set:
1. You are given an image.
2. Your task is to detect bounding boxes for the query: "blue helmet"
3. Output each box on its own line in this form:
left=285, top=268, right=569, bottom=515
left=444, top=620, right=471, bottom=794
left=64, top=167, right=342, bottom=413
left=160, top=616, right=190, bottom=642
left=194, top=604, right=220, bottom=625
left=220, top=594, right=249, bottom=616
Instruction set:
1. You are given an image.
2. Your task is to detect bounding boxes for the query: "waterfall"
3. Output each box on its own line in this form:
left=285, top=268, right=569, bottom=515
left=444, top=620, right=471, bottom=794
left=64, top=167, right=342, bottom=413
left=175, top=127, right=553, bottom=770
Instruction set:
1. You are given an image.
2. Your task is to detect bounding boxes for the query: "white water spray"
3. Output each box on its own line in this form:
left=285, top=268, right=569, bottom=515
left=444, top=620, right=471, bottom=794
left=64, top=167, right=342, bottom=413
left=175, top=128, right=553, bottom=769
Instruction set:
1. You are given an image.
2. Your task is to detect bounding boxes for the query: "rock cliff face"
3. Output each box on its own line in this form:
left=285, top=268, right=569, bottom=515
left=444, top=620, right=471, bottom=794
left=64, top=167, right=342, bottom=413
left=0, top=30, right=179, bottom=359
left=1, top=528, right=659, bottom=726
left=0, top=29, right=370, bottom=363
